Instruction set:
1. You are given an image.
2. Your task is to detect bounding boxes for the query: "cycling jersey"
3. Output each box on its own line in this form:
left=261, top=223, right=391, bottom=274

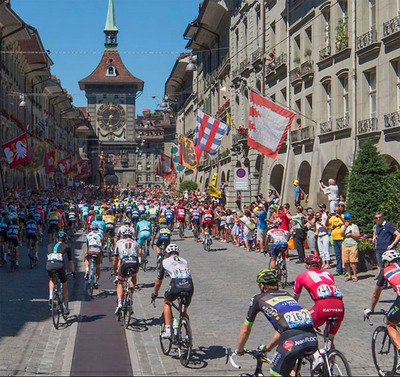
left=245, top=290, right=313, bottom=333
left=68, top=212, right=76, bottom=221
left=86, top=231, right=103, bottom=248
left=47, top=211, right=60, bottom=225
left=177, top=208, right=185, bottom=218
left=293, top=269, right=343, bottom=301
left=156, top=225, right=172, bottom=240
left=268, top=228, right=289, bottom=243
left=377, top=262, right=400, bottom=295
left=157, top=255, right=192, bottom=280
left=190, top=209, right=200, bottom=222
left=115, top=238, right=139, bottom=259
left=0, top=217, right=9, bottom=230
left=25, top=219, right=38, bottom=235
left=136, top=220, right=151, bottom=236
left=202, top=210, right=213, bottom=222
left=165, top=209, right=173, bottom=220
left=103, top=215, right=115, bottom=227
left=7, top=224, right=20, bottom=239
left=148, top=208, right=157, bottom=219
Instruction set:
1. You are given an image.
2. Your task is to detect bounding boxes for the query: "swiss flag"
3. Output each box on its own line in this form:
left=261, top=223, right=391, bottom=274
left=248, top=91, right=295, bottom=159
left=45, top=150, right=57, bottom=174
left=58, top=155, right=72, bottom=175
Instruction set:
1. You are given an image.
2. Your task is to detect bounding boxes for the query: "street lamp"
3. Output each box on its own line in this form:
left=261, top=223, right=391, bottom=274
left=186, top=53, right=197, bottom=72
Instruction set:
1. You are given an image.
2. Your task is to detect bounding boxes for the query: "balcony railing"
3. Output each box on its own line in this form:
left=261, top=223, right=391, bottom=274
left=232, top=67, right=240, bottom=78
left=384, top=110, right=400, bottom=128
left=319, top=45, right=331, bottom=60
left=233, top=130, right=248, bottom=144
left=335, top=38, right=349, bottom=53
left=239, top=57, right=249, bottom=72
left=336, top=115, right=349, bottom=130
left=319, top=120, right=332, bottom=134
left=251, top=47, right=263, bottom=63
left=357, top=117, right=378, bottom=134
left=289, top=67, right=302, bottom=83
left=383, top=15, right=400, bottom=37
left=291, top=125, right=315, bottom=143
left=356, top=28, right=378, bottom=51
left=265, top=53, right=287, bottom=76
left=300, top=60, right=314, bottom=76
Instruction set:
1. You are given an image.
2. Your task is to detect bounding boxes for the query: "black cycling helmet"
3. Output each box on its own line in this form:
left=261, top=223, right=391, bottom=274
left=57, top=231, right=67, bottom=240
left=256, top=269, right=280, bottom=285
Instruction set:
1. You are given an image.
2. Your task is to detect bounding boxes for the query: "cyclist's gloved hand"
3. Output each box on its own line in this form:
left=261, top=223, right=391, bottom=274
left=71, top=271, right=76, bottom=279
left=364, top=308, right=372, bottom=319
left=151, top=292, right=157, bottom=301
left=257, top=344, right=270, bottom=353
left=235, top=349, right=244, bottom=356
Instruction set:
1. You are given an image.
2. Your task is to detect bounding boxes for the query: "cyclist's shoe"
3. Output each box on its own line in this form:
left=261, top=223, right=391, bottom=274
left=94, top=283, right=99, bottom=289
left=15, top=260, right=19, bottom=267
left=115, top=304, right=122, bottom=315
left=48, top=299, right=52, bottom=307
left=157, top=254, right=162, bottom=262
left=161, top=330, right=171, bottom=339
left=35, top=255, right=39, bottom=262
left=311, top=351, right=324, bottom=373
left=147, top=249, right=150, bottom=256
left=84, top=272, right=89, bottom=280
left=62, top=302, right=69, bottom=315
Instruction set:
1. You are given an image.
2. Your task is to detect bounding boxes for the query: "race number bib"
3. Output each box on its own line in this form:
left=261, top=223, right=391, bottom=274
left=48, top=253, right=63, bottom=262
left=284, top=309, right=313, bottom=329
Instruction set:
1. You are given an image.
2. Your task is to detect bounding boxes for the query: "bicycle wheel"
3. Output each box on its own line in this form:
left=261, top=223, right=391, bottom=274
left=372, top=325, right=398, bottom=377
left=179, top=224, right=184, bottom=238
left=107, top=240, right=113, bottom=262
left=325, top=349, right=352, bottom=376
left=280, top=259, right=288, bottom=288
left=206, top=238, right=211, bottom=252
left=123, top=290, right=133, bottom=329
left=178, top=317, right=192, bottom=367
left=52, top=292, right=61, bottom=329
left=159, top=313, right=172, bottom=355
left=89, top=262, right=95, bottom=299
left=141, top=245, right=148, bottom=272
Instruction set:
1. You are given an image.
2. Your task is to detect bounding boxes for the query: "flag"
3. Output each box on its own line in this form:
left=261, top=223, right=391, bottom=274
left=194, top=110, right=228, bottom=155
left=76, top=160, right=84, bottom=177
left=45, top=149, right=57, bottom=174
left=179, top=136, right=198, bottom=171
left=69, top=161, right=79, bottom=178
left=30, top=142, right=47, bottom=172
left=156, top=153, right=175, bottom=181
left=248, top=91, right=295, bottom=159
left=2, top=133, right=28, bottom=168
left=208, top=185, right=221, bottom=198
left=58, top=155, right=72, bottom=175
left=223, top=105, right=233, bottom=135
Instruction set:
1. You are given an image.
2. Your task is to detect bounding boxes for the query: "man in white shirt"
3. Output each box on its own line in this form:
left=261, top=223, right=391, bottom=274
left=319, top=178, right=339, bottom=215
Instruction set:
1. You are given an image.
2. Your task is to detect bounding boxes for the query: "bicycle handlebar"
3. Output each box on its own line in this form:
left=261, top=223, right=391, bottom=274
left=364, top=309, right=387, bottom=326
left=229, top=349, right=272, bottom=370
left=229, top=351, right=241, bottom=369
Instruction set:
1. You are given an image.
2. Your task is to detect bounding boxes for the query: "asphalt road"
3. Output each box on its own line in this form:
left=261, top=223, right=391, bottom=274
left=0, top=226, right=395, bottom=376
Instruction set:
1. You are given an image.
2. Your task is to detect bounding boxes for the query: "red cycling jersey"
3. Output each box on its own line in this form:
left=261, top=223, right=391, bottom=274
left=177, top=208, right=185, bottom=217
left=293, top=269, right=343, bottom=302
left=202, top=210, right=213, bottom=222
left=377, top=262, right=400, bottom=295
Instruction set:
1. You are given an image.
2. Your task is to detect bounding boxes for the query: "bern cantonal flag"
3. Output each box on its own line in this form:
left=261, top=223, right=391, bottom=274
left=2, top=133, right=29, bottom=168
left=30, top=142, right=47, bottom=172
left=45, top=149, right=57, bottom=174
left=179, top=135, right=198, bottom=171
left=156, top=153, right=175, bottom=181
left=194, top=110, right=228, bottom=155
left=248, top=91, right=295, bottom=159
left=58, top=155, right=72, bottom=175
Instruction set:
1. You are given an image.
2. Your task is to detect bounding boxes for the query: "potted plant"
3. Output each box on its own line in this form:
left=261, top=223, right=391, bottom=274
left=304, top=47, right=312, bottom=59
left=357, top=234, right=375, bottom=272
left=295, top=67, right=301, bottom=78
left=293, top=54, right=300, bottom=65
left=335, top=17, right=348, bottom=52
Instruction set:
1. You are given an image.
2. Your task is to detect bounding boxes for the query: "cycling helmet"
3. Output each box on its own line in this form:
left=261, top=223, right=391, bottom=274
left=256, top=269, right=280, bottom=285
left=159, top=217, right=167, bottom=224
left=165, top=243, right=179, bottom=255
left=57, top=231, right=67, bottom=240
left=124, top=218, right=131, bottom=225
left=122, top=227, right=134, bottom=237
left=343, top=212, right=352, bottom=219
left=91, top=223, right=99, bottom=231
left=305, top=254, right=322, bottom=268
left=141, top=213, right=147, bottom=220
left=28, top=212, right=34, bottom=217
left=96, top=215, right=102, bottom=221
left=382, top=250, right=400, bottom=263
left=89, top=210, right=94, bottom=215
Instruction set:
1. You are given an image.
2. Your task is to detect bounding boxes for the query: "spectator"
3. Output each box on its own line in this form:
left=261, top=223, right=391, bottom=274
left=315, top=211, right=330, bottom=269
left=241, top=210, right=256, bottom=252
left=253, top=203, right=268, bottom=253
left=305, top=207, right=317, bottom=251
left=319, top=178, right=339, bottom=215
left=232, top=211, right=241, bottom=247
left=373, top=212, right=400, bottom=273
left=277, top=204, right=290, bottom=239
left=329, top=205, right=345, bottom=276
left=341, top=212, right=360, bottom=282
left=287, top=205, right=306, bottom=263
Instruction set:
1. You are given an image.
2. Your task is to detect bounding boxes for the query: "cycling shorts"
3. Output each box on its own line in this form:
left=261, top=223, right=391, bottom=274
left=202, top=220, right=213, bottom=229
left=177, top=216, right=185, bottom=223
left=48, top=224, right=59, bottom=234
left=8, top=237, right=19, bottom=247
left=0, top=230, right=7, bottom=240
left=164, top=278, right=194, bottom=307
left=309, top=297, right=344, bottom=335
left=26, top=233, right=38, bottom=242
left=117, top=258, right=139, bottom=279
left=191, top=217, right=200, bottom=223
left=387, top=296, right=400, bottom=324
left=86, top=247, right=102, bottom=263
left=46, top=261, right=67, bottom=283
left=138, top=233, right=151, bottom=246
left=166, top=216, right=173, bottom=223
left=271, top=328, right=318, bottom=376
left=270, top=242, right=288, bottom=258
left=105, top=228, right=115, bottom=237
left=156, top=238, right=170, bottom=248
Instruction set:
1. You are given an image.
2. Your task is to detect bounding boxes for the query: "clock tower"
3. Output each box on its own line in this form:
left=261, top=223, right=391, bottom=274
left=79, top=0, right=144, bottom=186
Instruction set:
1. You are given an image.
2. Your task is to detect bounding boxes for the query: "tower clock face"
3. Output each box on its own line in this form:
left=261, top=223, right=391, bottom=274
left=96, top=103, right=126, bottom=132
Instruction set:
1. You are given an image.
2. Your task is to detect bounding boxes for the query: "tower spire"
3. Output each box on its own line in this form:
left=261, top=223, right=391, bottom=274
left=104, top=0, right=118, bottom=49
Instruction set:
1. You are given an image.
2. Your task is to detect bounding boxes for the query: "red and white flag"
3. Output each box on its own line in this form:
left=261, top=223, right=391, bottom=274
left=248, top=91, right=295, bottom=159
left=156, top=153, right=175, bottom=181
left=2, top=133, right=29, bottom=168
left=58, top=155, right=72, bottom=175
left=45, top=149, right=57, bottom=174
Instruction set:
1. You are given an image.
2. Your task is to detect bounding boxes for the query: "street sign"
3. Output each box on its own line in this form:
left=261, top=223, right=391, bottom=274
left=234, top=167, right=249, bottom=190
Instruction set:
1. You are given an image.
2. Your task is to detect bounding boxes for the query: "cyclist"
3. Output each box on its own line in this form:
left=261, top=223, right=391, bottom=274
left=84, top=223, right=103, bottom=285
left=201, top=204, right=214, bottom=243
left=365, top=249, right=400, bottom=366
left=151, top=244, right=194, bottom=339
left=7, top=218, right=20, bottom=267
left=152, top=217, right=171, bottom=262
left=80, top=203, right=90, bottom=229
left=47, top=205, right=61, bottom=243
left=114, top=227, right=139, bottom=315
left=293, top=254, right=344, bottom=349
left=131, top=205, right=140, bottom=227
left=103, top=209, right=116, bottom=243
left=46, top=231, right=76, bottom=315
left=176, top=204, right=186, bottom=234
left=116, top=218, right=132, bottom=244
left=26, top=212, right=40, bottom=261
left=67, top=206, right=77, bottom=236
left=148, top=203, right=158, bottom=228
left=92, top=215, right=106, bottom=239
left=136, top=213, right=152, bottom=261
left=235, top=269, right=317, bottom=377
left=0, top=211, right=10, bottom=263
left=267, top=226, right=289, bottom=270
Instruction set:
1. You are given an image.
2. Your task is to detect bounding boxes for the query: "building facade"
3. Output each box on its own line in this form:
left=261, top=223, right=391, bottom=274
left=165, top=0, right=400, bottom=208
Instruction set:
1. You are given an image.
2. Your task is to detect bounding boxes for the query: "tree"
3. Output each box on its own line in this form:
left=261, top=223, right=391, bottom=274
left=379, top=167, right=400, bottom=230
left=179, top=180, right=198, bottom=192
left=346, top=142, right=390, bottom=235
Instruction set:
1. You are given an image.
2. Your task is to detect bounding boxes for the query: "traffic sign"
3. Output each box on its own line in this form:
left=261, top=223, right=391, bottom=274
left=234, top=167, right=249, bottom=190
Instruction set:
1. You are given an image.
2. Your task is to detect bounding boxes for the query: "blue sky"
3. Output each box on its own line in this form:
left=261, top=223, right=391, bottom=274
left=12, top=0, right=199, bottom=115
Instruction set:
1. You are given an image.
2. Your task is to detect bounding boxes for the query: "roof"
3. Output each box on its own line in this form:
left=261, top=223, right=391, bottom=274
left=104, top=0, right=118, bottom=32
left=79, top=50, right=144, bottom=90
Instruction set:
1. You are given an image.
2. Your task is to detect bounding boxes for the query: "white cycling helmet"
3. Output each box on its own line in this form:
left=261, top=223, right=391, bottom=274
left=122, top=227, right=134, bottom=237
left=165, top=243, right=179, bottom=255
left=382, top=250, right=400, bottom=263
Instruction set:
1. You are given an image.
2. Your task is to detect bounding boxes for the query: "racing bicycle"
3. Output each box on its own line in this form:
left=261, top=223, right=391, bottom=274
left=203, top=228, right=212, bottom=252
left=87, top=253, right=100, bottom=299
left=50, top=271, right=71, bottom=329
left=265, top=244, right=287, bottom=288
left=116, top=274, right=135, bottom=329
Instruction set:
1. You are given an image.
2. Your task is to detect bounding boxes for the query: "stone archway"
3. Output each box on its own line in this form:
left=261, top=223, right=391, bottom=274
left=105, top=174, right=118, bottom=186
left=298, top=161, right=311, bottom=195
left=270, top=164, right=284, bottom=195
left=235, top=161, right=242, bottom=167
left=383, top=155, right=400, bottom=174
left=321, top=159, right=349, bottom=195
left=255, top=155, right=262, bottom=175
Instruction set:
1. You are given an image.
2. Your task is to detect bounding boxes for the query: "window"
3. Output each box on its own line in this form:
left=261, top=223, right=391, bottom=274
left=396, top=62, right=400, bottom=111
left=155, top=176, right=160, bottom=182
left=137, top=163, right=142, bottom=171
left=306, top=94, right=313, bottom=120
left=305, top=26, right=312, bottom=43
left=146, top=174, right=150, bottom=182
left=367, top=70, right=376, bottom=119
left=243, top=18, right=248, bottom=56
left=295, top=99, right=301, bottom=114
left=294, top=35, right=301, bottom=60
left=369, top=0, right=376, bottom=30
left=137, top=174, right=142, bottom=182
left=323, top=82, right=332, bottom=121
left=339, top=0, right=347, bottom=18
left=106, top=65, right=116, bottom=77
left=322, top=9, right=331, bottom=48
left=256, top=7, right=261, bottom=45
left=146, top=153, right=151, bottom=159
left=340, top=76, right=349, bottom=118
